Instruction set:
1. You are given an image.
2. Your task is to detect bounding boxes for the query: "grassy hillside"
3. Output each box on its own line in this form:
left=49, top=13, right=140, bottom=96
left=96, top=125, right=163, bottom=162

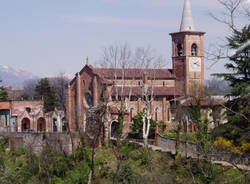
left=0, top=138, right=249, bottom=184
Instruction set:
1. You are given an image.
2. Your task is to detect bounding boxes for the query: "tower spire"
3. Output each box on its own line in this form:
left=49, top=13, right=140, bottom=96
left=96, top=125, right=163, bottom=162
left=180, top=0, right=195, bottom=32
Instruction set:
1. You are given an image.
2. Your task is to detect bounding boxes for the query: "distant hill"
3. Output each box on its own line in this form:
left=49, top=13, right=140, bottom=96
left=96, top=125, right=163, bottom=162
left=0, top=65, right=38, bottom=88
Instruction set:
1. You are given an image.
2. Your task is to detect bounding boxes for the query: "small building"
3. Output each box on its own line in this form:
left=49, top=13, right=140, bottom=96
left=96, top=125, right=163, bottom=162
left=0, top=102, right=12, bottom=132
left=0, top=101, right=66, bottom=133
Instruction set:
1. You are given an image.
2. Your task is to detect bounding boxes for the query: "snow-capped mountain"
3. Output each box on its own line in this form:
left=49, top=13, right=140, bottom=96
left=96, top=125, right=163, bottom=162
left=0, top=65, right=38, bottom=88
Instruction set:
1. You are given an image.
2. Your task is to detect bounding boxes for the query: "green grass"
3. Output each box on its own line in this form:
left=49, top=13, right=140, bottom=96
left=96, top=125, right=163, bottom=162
left=163, top=131, right=197, bottom=143
left=0, top=138, right=249, bottom=184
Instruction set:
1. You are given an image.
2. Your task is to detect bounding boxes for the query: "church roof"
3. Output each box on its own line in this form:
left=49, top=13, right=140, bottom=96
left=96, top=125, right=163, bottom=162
left=94, top=68, right=175, bottom=80
left=111, top=86, right=183, bottom=97
left=182, top=98, right=227, bottom=107
left=180, top=0, right=195, bottom=32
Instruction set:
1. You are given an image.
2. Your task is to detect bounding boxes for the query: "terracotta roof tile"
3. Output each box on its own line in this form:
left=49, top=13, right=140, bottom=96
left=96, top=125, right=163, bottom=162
left=112, top=86, right=183, bottom=97
left=182, top=98, right=227, bottom=107
left=0, top=102, right=10, bottom=110
left=94, top=68, right=175, bottom=80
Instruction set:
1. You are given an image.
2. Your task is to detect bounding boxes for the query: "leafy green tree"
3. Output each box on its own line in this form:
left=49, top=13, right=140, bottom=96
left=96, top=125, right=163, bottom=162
left=213, top=25, right=250, bottom=144
left=34, top=78, right=58, bottom=113
left=129, top=112, right=157, bottom=139
left=0, top=79, right=8, bottom=102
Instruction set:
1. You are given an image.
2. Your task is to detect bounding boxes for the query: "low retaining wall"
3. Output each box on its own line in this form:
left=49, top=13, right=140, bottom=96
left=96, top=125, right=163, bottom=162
left=157, top=134, right=250, bottom=166
left=0, top=132, right=80, bottom=154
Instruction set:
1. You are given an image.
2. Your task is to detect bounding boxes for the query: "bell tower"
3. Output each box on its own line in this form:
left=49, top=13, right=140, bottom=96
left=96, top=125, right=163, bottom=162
left=170, top=0, right=205, bottom=95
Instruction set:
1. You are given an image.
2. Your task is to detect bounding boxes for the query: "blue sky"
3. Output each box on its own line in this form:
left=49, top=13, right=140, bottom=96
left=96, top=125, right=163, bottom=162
left=0, top=0, right=248, bottom=79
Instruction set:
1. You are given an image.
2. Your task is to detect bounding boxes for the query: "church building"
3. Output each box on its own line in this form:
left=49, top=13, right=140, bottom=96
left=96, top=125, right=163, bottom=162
left=66, top=0, right=205, bottom=137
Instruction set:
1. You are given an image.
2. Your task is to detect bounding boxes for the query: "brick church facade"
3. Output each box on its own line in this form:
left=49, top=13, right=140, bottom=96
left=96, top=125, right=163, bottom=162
left=66, top=0, right=206, bottom=137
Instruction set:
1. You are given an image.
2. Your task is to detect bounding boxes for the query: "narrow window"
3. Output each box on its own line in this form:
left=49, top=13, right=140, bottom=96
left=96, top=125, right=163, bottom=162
left=26, top=107, right=31, bottom=113
left=167, top=108, right=170, bottom=121
left=191, top=44, right=197, bottom=56
left=155, top=107, right=159, bottom=121
left=177, top=44, right=183, bottom=56
left=130, top=108, right=134, bottom=122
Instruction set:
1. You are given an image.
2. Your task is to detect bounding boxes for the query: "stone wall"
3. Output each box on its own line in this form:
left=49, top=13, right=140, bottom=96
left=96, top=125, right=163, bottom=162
left=157, top=134, right=250, bottom=166
left=0, top=132, right=80, bottom=154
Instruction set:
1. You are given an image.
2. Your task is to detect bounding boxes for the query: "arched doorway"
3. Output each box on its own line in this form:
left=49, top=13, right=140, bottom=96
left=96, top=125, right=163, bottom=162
left=37, top=117, right=46, bottom=132
left=21, top=118, right=30, bottom=132
left=111, top=120, right=120, bottom=138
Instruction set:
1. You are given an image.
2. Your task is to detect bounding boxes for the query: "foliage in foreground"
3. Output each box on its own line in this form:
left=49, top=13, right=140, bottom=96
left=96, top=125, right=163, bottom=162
left=129, top=112, right=157, bottom=139
left=212, top=25, right=250, bottom=146
left=0, top=137, right=249, bottom=184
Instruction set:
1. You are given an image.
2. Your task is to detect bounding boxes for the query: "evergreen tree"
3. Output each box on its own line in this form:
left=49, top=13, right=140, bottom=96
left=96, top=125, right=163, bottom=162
left=0, top=79, right=8, bottom=102
left=34, top=78, right=58, bottom=113
left=213, top=25, right=250, bottom=144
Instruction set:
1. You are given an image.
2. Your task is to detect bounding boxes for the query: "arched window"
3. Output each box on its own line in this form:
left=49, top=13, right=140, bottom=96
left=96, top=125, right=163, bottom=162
left=155, top=107, right=159, bottom=121
left=25, top=107, right=31, bottom=113
left=53, top=118, right=57, bottom=132
left=177, top=44, right=183, bottom=56
left=167, top=108, right=170, bottom=121
left=130, top=108, right=134, bottom=122
left=21, top=118, right=31, bottom=132
left=111, top=120, right=120, bottom=138
left=37, top=117, right=46, bottom=132
left=191, top=44, right=197, bottom=56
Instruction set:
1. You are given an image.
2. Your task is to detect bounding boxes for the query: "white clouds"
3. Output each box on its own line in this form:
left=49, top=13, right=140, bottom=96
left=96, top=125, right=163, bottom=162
left=58, top=14, right=172, bottom=27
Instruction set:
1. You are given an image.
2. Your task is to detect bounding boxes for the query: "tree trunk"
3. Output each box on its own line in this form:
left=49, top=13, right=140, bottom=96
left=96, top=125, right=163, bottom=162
left=175, top=123, right=182, bottom=159
left=144, top=137, right=148, bottom=147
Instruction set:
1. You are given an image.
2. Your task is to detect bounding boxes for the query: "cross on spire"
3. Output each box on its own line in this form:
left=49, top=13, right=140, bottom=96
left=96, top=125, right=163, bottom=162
left=180, top=0, right=195, bottom=32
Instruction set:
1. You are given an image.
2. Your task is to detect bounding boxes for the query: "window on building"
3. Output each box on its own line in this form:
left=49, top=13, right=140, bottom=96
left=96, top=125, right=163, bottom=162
left=25, top=107, right=31, bottom=113
left=131, top=96, right=138, bottom=101
left=130, top=108, right=134, bottom=122
left=191, top=43, right=197, bottom=56
left=5, top=114, right=8, bottom=127
left=167, top=108, right=170, bottom=121
left=177, top=44, right=183, bottom=56
left=53, top=118, right=57, bottom=132
left=155, top=107, right=159, bottom=121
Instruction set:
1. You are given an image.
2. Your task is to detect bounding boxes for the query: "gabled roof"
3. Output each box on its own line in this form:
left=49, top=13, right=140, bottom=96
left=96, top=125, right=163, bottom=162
left=94, top=68, right=175, bottom=80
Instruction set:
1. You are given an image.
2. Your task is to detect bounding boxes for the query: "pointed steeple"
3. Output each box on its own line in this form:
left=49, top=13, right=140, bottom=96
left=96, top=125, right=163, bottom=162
left=180, top=0, right=195, bottom=32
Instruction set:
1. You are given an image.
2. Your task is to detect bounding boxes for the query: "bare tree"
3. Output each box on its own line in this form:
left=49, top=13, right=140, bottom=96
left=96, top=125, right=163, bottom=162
left=49, top=73, right=70, bottom=111
left=206, top=0, right=249, bottom=65
left=97, top=43, right=166, bottom=140
left=85, top=104, right=107, bottom=184
left=171, top=101, right=190, bottom=159
left=210, top=0, right=249, bottom=33
left=23, top=79, right=39, bottom=99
